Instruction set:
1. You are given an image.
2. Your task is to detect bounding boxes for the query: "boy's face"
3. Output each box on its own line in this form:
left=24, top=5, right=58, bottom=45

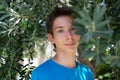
left=47, top=16, right=80, bottom=54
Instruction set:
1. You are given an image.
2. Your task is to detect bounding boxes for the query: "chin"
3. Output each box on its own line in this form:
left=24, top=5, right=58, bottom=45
left=66, top=48, right=76, bottom=53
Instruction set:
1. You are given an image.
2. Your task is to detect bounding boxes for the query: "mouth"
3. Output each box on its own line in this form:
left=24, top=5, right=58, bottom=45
left=64, top=43, right=75, bottom=46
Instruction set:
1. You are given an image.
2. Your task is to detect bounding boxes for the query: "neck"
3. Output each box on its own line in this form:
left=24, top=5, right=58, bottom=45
left=53, top=51, right=77, bottom=68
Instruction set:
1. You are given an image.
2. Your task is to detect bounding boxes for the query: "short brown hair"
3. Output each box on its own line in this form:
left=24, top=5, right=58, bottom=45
left=46, top=6, right=74, bottom=35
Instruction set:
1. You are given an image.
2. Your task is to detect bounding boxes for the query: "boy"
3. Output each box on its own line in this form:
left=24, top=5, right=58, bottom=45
left=31, top=6, right=94, bottom=80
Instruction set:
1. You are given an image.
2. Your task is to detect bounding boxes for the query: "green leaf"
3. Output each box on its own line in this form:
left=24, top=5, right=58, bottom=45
left=96, top=20, right=109, bottom=30
left=95, top=54, right=104, bottom=66
left=74, top=18, right=89, bottom=27
left=0, top=11, right=7, bottom=14
left=93, top=4, right=106, bottom=24
left=0, top=21, right=8, bottom=28
left=82, top=50, right=96, bottom=59
left=1, top=0, right=8, bottom=9
left=0, top=30, right=7, bottom=35
left=0, top=14, right=10, bottom=21
left=74, top=26, right=85, bottom=36
left=80, top=10, right=92, bottom=24
left=111, top=59, right=120, bottom=67
left=73, top=8, right=82, bottom=18
left=72, top=20, right=86, bottom=36
left=80, top=30, right=93, bottom=43
left=94, top=30, right=113, bottom=39
left=13, top=18, right=21, bottom=26
left=115, top=40, right=120, bottom=56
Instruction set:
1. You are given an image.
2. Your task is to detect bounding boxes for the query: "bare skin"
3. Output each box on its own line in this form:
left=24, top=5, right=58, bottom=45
left=47, top=16, right=80, bottom=68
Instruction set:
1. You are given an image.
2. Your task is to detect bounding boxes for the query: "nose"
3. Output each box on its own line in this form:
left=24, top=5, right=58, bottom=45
left=66, top=31, right=73, bottom=40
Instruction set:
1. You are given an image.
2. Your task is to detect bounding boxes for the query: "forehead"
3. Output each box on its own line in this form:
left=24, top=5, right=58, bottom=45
left=53, top=16, right=73, bottom=29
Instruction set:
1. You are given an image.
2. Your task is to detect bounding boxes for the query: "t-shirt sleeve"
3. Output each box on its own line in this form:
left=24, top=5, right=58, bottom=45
left=30, top=70, right=39, bottom=80
left=87, top=68, right=94, bottom=80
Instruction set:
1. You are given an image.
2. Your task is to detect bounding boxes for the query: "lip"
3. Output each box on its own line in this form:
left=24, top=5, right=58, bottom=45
left=64, top=43, right=75, bottom=46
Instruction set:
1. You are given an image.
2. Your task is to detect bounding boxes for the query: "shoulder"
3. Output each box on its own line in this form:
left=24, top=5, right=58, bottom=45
left=31, top=59, right=52, bottom=79
left=32, top=59, right=51, bottom=74
left=77, top=61, right=92, bottom=71
left=77, top=62, right=93, bottom=77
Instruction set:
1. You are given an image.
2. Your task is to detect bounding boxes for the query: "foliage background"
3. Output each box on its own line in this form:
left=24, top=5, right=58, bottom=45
left=0, top=0, right=120, bottom=80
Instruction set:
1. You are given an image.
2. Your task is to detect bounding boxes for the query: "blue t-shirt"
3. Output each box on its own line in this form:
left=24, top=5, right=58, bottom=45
left=31, top=59, right=94, bottom=80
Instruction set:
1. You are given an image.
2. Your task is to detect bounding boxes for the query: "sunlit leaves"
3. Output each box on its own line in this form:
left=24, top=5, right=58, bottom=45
left=106, top=40, right=120, bottom=67
left=0, top=0, right=57, bottom=80
left=72, top=1, right=113, bottom=66
left=73, top=3, right=113, bottom=43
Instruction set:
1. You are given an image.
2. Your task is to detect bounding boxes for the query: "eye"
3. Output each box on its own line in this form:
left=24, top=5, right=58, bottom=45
left=71, top=27, right=76, bottom=31
left=57, top=29, right=64, bottom=33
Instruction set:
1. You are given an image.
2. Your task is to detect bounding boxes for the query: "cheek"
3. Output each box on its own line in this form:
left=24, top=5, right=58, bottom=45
left=76, top=35, right=80, bottom=41
left=54, top=33, right=64, bottom=39
left=54, top=35, right=63, bottom=43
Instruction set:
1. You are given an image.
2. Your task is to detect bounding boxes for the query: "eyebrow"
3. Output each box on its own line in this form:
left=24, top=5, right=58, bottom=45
left=54, top=26, right=64, bottom=30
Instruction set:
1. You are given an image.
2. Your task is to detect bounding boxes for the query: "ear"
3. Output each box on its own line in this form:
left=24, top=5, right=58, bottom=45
left=47, top=33, right=54, bottom=44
